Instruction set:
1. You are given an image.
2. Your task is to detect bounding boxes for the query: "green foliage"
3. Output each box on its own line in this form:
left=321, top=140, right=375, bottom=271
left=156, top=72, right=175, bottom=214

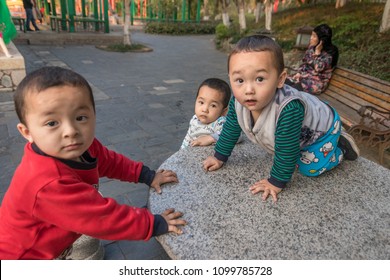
left=144, top=21, right=217, bottom=35
left=231, top=2, right=390, bottom=82
left=96, top=43, right=151, bottom=52
left=143, top=2, right=389, bottom=81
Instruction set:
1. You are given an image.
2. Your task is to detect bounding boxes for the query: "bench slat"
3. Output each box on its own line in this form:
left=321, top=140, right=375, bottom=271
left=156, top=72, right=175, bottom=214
left=335, top=67, right=390, bottom=94
left=330, top=74, right=390, bottom=105
left=327, top=78, right=390, bottom=111
left=320, top=94, right=360, bottom=127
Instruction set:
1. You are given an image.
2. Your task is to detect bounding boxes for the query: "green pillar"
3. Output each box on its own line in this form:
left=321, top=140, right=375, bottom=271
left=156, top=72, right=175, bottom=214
left=81, top=0, right=86, bottom=16
left=67, top=0, right=76, bottom=32
left=187, top=0, right=191, bottom=21
left=103, top=0, right=109, bottom=33
left=93, top=0, right=99, bottom=30
left=43, top=0, right=50, bottom=15
left=59, top=0, right=67, bottom=31
left=196, top=0, right=200, bottom=22
left=51, top=0, right=57, bottom=16
left=181, top=0, right=186, bottom=22
left=130, top=0, right=135, bottom=25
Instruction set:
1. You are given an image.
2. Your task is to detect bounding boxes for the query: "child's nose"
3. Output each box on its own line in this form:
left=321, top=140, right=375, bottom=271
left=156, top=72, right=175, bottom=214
left=245, top=83, right=255, bottom=95
left=63, top=122, right=79, bottom=138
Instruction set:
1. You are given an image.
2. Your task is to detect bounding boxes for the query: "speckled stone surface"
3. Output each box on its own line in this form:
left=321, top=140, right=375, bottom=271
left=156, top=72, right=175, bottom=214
left=149, top=139, right=390, bottom=260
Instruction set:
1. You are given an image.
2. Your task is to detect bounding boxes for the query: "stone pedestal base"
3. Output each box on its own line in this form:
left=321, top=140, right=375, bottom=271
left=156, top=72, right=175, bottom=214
left=0, top=42, right=26, bottom=92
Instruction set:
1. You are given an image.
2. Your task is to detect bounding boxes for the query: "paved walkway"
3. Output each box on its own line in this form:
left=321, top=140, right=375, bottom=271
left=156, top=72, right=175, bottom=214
left=0, top=28, right=228, bottom=259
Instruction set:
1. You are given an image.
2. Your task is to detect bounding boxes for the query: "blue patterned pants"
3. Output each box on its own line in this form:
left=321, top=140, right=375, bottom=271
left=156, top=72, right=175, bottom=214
left=297, top=109, right=343, bottom=177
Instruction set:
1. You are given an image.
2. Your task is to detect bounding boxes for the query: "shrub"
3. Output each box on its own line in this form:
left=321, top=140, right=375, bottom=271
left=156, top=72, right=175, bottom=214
left=144, top=21, right=217, bottom=35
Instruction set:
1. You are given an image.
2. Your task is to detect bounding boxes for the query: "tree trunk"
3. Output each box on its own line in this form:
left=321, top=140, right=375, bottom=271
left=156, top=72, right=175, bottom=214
left=222, top=0, right=230, bottom=26
left=335, top=0, right=347, bottom=9
left=380, top=0, right=390, bottom=33
left=255, top=1, right=263, bottom=24
left=123, top=0, right=132, bottom=46
left=203, top=0, right=210, bottom=20
left=264, top=0, right=272, bottom=31
left=238, top=0, right=246, bottom=30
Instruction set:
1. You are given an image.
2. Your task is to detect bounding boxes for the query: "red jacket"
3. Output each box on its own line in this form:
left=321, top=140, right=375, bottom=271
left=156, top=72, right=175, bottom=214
left=0, top=139, right=157, bottom=259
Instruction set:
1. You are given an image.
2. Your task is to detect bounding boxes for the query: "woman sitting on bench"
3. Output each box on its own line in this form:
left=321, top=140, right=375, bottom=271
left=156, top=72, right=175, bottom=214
left=285, top=24, right=339, bottom=95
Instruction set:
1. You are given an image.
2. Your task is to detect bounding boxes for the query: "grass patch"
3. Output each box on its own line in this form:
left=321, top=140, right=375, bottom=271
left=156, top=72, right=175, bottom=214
left=96, top=43, right=152, bottom=52
left=218, top=2, right=389, bottom=82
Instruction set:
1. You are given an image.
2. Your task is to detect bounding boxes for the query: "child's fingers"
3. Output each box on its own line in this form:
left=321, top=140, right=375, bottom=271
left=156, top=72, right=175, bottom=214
left=262, top=189, right=270, bottom=201
left=154, top=185, right=162, bottom=194
left=168, top=217, right=187, bottom=226
left=162, top=209, right=184, bottom=220
left=168, top=225, right=184, bottom=235
left=162, top=208, right=175, bottom=216
left=158, top=169, right=177, bottom=177
left=270, top=191, right=278, bottom=203
left=249, top=182, right=263, bottom=194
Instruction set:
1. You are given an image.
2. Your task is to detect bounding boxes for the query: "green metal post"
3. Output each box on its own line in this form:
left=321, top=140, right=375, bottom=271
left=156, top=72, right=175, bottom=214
left=187, top=0, right=190, bottom=21
left=181, top=0, right=186, bottom=22
left=99, top=0, right=103, bottom=19
left=59, top=0, right=67, bottom=31
left=97, top=0, right=102, bottom=31
left=51, top=0, right=56, bottom=16
left=140, top=0, right=143, bottom=20
left=196, top=0, right=200, bottom=22
left=67, top=0, right=75, bottom=32
left=103, top=0, right=109, bottom=33
left=93, top=0, right=99, bottom=30
left=43, top=0, right=49, bottom=15
left=81, top=0, right=87, bottom=30
left=130, top=0, right=134, bottom=25
left=158, top=1, right=162, bottom=21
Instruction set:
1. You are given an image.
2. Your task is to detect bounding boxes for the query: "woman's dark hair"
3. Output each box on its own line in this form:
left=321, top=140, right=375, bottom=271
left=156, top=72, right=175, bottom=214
left=313, top=24, right=339, bottom=68
left=14, top=66, right=95, bottom=125
left=196, top=78, right=231, bottom=108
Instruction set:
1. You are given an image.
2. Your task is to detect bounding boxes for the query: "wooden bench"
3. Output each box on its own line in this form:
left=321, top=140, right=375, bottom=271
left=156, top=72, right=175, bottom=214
left=50, top=16, right=69, bottom=32
left=73, top=17, right=105, bottom=32
left=12, top=16, right=26, bottom=33
left=49, top=16, right=105, bottom=33
left=319, top=67, right=390, bottom=165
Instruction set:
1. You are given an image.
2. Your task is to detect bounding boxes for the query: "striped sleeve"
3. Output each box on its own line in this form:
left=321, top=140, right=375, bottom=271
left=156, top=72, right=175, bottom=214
left=214, top=97, right=242, bottom=162
left=268, top=99, right=304, bottom=188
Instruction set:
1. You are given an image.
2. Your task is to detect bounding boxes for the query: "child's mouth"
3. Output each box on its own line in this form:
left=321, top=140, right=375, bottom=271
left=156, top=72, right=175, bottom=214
left=245, top=99, right=257, bottom=106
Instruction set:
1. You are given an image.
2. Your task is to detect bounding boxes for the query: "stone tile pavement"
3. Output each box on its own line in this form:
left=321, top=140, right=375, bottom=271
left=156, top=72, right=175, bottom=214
left=0, top=30, right=228, bottom=259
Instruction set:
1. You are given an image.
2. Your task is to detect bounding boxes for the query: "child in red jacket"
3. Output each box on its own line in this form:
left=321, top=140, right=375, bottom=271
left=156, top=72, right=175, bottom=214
left=0, top=67, right=186, bottom=259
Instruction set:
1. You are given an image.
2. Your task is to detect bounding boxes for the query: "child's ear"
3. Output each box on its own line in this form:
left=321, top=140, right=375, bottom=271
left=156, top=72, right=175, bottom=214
left=222, top=107, right=228, bottom=116
left=277, top=69, right=288, bottom=89
left=17, top=123, right=33, bottom=143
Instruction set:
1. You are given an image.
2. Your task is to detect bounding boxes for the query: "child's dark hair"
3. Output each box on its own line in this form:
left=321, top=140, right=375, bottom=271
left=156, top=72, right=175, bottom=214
left=228, top=35, right=285, bottom=75
left=14, top=66, right=95, bottom=125
left=196, top=78, right=231, bottom=108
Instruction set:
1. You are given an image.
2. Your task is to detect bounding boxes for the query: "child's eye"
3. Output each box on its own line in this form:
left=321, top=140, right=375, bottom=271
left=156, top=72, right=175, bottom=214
left=211, top=104, right=217, bottom=108
left=198, top=101, right=204, bottom=105
left=45, top=121, right=58, bottom=127
left=76, top=116, right=88, bottom=121
left=256, top=77, right=264, bottom=82
left=235, top=78, right=244, bottom=84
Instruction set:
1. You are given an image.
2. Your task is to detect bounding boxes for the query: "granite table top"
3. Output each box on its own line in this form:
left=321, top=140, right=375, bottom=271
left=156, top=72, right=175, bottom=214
left=149, top=139, right=390, bottom=260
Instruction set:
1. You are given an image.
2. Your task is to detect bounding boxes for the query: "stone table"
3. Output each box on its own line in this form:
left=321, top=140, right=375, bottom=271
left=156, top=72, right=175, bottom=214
left=149, top=139, right=390, bottom=259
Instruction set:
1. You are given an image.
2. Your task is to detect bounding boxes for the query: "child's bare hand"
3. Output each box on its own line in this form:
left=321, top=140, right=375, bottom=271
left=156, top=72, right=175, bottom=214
left=150, top=169, right=178, bottom=194
left=190, top=135, right=216, bottom=147
left=203, top=156, right=223, bottom=172
left=161, top=208, right=186, bottom=234
left=249, top=178, right=282, bottom=203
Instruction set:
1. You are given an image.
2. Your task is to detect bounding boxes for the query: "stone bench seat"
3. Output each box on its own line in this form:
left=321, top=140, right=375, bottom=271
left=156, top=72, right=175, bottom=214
left=149, top=139, right=389, bottom=259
